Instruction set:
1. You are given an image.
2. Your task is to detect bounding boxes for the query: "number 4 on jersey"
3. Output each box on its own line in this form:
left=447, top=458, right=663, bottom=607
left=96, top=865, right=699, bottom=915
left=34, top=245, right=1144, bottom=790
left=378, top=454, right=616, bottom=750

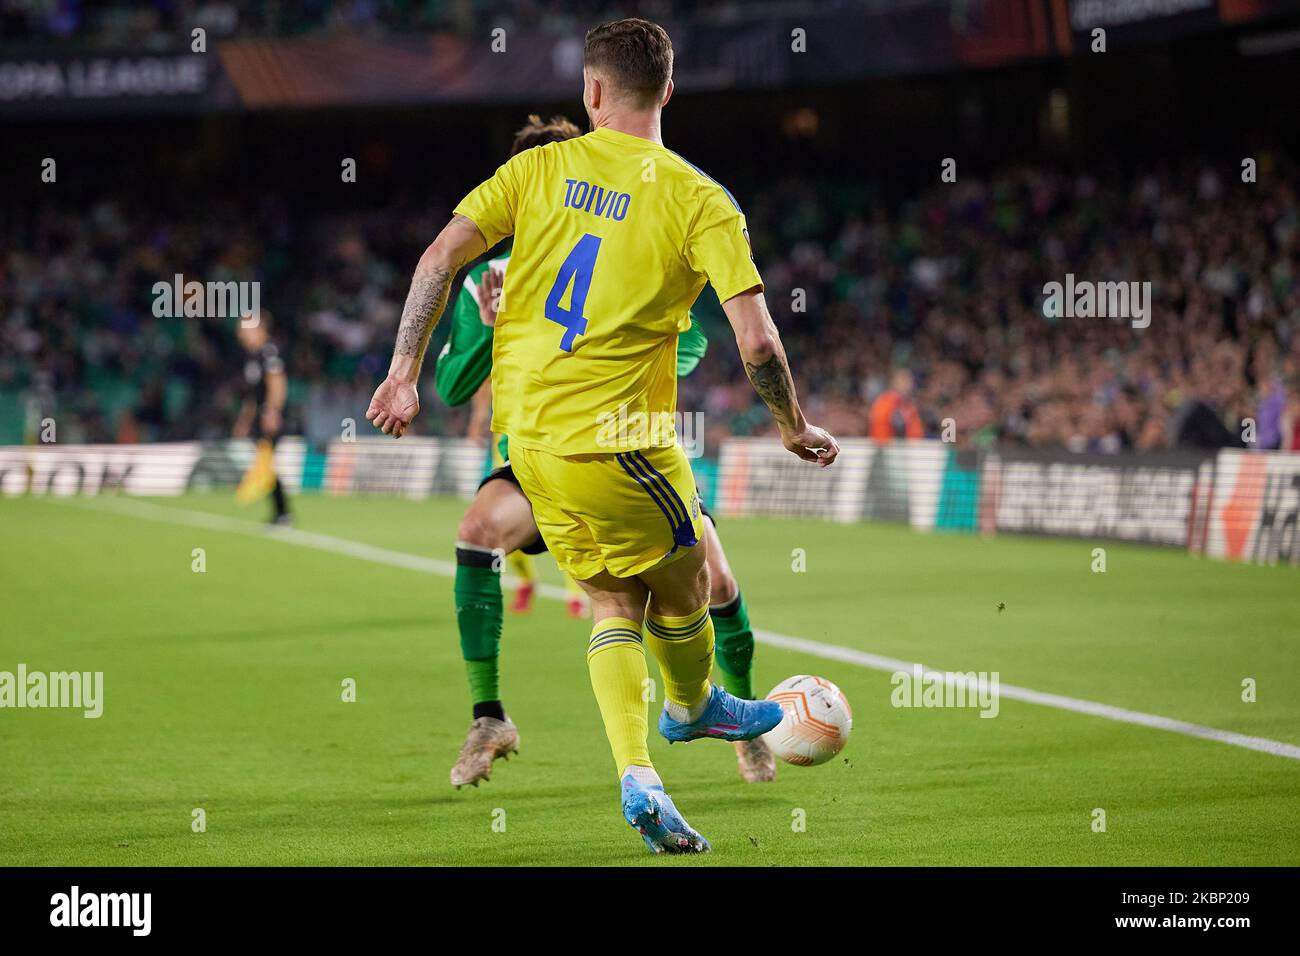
left=545, top=233, right=602, bottom=351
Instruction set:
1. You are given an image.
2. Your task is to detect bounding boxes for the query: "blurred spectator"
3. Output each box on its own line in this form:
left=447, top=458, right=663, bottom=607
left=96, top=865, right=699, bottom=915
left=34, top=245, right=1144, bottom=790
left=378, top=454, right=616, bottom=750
left=868, top=369, right=923, bottom=442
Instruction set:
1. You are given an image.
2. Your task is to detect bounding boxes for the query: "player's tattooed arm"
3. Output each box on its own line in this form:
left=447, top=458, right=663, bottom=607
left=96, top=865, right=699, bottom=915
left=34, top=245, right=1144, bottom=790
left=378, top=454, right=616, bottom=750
left=394, top=265, right=453, bottom=360
left=743, top=352, right=799, bottom=431
left=723, top=287, right=840, bottom=467
left=725, top=289, right=805, bottom=430
left=387, top=214, right=488, bottom=382
left=369, top=214, right=489, bottom=438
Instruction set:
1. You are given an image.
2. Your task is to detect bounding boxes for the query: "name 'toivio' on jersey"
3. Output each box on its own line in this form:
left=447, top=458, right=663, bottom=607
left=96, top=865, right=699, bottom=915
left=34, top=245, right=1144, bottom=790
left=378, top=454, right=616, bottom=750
left=454, top=127, right=762, bottom=456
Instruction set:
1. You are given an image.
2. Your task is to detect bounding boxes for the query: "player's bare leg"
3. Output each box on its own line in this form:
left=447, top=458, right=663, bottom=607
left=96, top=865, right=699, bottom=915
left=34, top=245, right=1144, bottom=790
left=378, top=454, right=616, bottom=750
left=702, top=516, right=776, bottom=782
left=449, top=478, right=541, bottom=788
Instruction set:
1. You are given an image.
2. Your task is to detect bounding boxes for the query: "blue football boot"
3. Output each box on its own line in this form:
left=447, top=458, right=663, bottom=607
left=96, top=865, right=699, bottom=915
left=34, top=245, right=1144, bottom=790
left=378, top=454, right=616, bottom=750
left=620, top=773, right=710, bottom=854
left=658, top=684, right=783, bottom=743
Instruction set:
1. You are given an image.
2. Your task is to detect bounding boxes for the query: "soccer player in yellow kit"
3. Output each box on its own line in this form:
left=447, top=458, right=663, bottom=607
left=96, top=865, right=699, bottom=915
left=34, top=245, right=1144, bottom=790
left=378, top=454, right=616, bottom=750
left=367, top=18, right=838, bottom=854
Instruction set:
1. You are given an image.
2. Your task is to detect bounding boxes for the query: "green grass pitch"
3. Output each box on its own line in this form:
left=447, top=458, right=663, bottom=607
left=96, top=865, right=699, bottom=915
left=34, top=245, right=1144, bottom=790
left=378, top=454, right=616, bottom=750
left=1, top=492, right=1298, bottom=866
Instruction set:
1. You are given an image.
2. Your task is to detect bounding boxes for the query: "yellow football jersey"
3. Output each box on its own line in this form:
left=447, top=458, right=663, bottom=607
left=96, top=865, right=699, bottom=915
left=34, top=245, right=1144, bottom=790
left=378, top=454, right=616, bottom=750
left=453, top=126, right=762, bottom=456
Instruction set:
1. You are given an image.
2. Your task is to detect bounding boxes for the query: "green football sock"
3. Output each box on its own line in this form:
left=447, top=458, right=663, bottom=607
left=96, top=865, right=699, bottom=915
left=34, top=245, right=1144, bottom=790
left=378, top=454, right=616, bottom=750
left=711, top=591, right=755, bottom=699
left=455, top=547, right=503, bottom=708
left=464, top=660, right=501, bottom=714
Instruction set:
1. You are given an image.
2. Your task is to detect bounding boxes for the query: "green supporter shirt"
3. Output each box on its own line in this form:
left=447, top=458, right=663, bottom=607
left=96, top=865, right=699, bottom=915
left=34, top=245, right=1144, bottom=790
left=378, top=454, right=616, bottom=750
left=434, top=255, right=710, bottom=457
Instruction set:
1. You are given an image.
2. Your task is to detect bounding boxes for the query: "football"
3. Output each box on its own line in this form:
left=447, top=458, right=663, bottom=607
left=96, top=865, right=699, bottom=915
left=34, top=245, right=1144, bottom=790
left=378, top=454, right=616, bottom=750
left=763, top=675, right=853, bottom=766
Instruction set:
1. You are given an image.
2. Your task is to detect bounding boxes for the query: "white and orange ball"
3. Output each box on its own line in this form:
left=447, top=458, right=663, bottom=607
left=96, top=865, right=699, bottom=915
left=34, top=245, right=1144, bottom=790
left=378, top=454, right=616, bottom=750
left=762, top=675, right=853, bottom=766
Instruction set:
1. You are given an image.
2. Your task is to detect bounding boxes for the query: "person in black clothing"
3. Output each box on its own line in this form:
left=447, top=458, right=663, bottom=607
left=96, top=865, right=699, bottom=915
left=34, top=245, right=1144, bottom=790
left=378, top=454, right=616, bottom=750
left=233, top=312, right=292, bottom=525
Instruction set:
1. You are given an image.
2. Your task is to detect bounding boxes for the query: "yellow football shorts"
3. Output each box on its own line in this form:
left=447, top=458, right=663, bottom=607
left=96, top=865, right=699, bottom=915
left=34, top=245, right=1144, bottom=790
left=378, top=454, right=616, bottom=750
left=509, top=443, right=704, bottom=581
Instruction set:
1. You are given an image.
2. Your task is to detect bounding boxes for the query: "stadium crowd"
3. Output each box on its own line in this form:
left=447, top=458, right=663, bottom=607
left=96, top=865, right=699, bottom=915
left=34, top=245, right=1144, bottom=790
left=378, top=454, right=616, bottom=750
left=3, top=152, right=1299, bottom=452
left=730, top=154, right=1300, bottom=453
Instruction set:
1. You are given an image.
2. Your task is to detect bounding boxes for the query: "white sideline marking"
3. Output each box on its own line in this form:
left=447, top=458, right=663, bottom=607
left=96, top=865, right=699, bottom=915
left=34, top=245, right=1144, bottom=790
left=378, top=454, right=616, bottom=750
left=60, top=496, right=1300, bottom=762
left=749, top=632, right=1300, bottom=760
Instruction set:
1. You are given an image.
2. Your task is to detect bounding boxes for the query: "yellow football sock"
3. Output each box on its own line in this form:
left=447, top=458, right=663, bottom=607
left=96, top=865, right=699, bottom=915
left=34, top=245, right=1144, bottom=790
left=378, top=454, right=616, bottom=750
left=586, top=617, right=652, bottom=774
left=507, top=549, right=535, bottom=582
left=645, top=604, right=714, bottom=717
